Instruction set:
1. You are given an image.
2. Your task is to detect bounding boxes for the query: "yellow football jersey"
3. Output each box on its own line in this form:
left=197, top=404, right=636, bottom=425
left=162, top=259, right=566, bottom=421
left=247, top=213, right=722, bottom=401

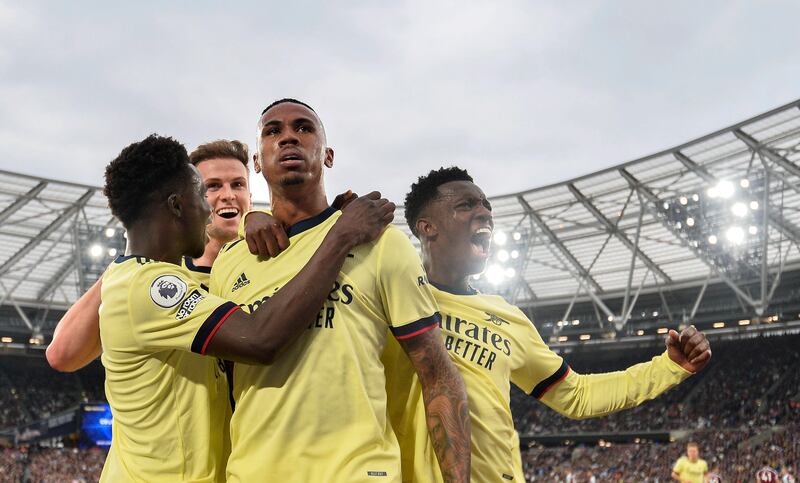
left=182, top=256, right=211, bottom=290
left=673, top=456, right=708, bottom=483
left=386, top=283, right=692, bottom=483
left=99, top=255, right=238, bottom=483
left=210, top=207, right=440, bottom=482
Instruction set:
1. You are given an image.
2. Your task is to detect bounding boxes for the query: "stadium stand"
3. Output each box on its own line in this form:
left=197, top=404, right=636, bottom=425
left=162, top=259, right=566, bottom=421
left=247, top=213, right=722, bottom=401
left=1, top=100, right=799, bottom=480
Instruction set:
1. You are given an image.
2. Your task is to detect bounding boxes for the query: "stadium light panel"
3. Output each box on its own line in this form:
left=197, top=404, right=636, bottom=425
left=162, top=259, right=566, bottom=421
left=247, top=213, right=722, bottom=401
left=708, top=235, right=718, bottom=245
left=557, top=336, right=568, bottom=342
left=579, top=334, right=590, bottom=340
left=636, top=330, right=645, bottom=336
left=738, top=319, right=750, bottom=326
left=472, top=274, right=481, bottom=280
left=740, top=179, right=750, bottom=188
left=731, top=202, right=748, bottom=217
left=497, top=250, right=509, bottom=262
left=493, top=231, right=507, bottom=246
left=679, top=196, right=688, bottom=205
left=656, top=328, right=668, bottom=334
left=510, top=249, right=519, bottom=259
left=105, top=228, right=116, bottom=238
left=504, top=267, right=516, bottom=278
left=652, top=311, right=659, bottom=317
left=749, top=200, right=759, bottom=210
left=1, top=337, right=12, bottom=343
left=692, top=194, right=699, bottom=202
left=713, top=322, right=725, bottom=328
left=686, top=217, right=695, bottom=227
left=512, top=231, right=522, bottom=241
left=725, top=226, right=745, bottom=244
left=607, top=315, right=614, bottom=322
left=108, top=248, right=118, bottom=257
left=662, top=202, right=670, bottom=210
left=572, top=319, right=580, bottom=325
left=748, top=226, right=758, bottom=235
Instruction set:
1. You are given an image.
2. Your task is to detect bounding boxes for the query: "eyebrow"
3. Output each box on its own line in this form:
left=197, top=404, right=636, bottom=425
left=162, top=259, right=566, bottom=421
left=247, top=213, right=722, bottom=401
left=260, top=116, right=317, bottom=129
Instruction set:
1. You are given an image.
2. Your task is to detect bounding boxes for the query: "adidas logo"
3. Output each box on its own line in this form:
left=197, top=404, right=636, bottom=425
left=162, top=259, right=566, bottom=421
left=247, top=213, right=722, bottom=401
left=232, top=273, right=251, bottom=292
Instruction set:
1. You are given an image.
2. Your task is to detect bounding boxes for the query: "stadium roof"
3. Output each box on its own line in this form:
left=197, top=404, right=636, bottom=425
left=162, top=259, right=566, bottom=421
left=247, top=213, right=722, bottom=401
left=1, top=99, right=800, bottom=334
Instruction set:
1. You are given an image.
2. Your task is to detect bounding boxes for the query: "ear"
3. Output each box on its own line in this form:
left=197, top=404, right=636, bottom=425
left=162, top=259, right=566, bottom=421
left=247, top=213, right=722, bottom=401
left=248, top=191, right=253, bottom=210
left=253, top=153, right=261, bottom=173
left=167, top=193, right=183, bottom=218
left=324, top=147, right=334, bottom=168
left=416, top=217, right=438, bottom=239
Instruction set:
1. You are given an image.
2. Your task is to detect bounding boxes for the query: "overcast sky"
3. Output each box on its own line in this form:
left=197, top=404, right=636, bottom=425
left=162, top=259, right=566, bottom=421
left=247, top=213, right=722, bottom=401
left=1, top=1, right=798, bottom=203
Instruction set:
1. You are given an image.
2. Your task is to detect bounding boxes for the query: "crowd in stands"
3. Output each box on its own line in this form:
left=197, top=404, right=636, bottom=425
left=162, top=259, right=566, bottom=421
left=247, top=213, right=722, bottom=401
left=0, top=333, right=797, bottom=481
left=521, top=424, right=798, bottom=482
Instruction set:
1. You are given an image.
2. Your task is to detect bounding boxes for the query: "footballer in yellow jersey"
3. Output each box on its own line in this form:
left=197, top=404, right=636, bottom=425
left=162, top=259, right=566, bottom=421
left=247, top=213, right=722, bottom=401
left=215, top=98, right=470, bottom=482
left=388, top=167, right=713, bottom=482
left=672, top=442, right=708, bottom=483
left=97, top=134, right=394, bottom=481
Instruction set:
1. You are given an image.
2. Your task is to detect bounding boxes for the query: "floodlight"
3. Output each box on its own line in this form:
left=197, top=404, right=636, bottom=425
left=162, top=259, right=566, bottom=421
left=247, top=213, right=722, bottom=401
left=472, top=274, right=481, bottom=280
left=512, top=232, right=522, bottom=241
left=686, top=217, right=695, bottom=227
left=105, top=228, right=116, bottom=238
left=504, top=267, right=516, bottom=278
left=510, top=250, right=519, bottom=259
left=497, top=250, right=509, bottom=262
left=725, top=226, right=745, bottom=244
left=485, top=264, right=505, bottom=285
left=708, top=235, right=718, bottom=244
left=748, top=226, right=758, bottom=235
left=493, top=231, right=507, bottom=246
left=716, top=180, right=735, bottom=198
left=692, top=194, right=700, bottom=202
left=679, top=196, right=688, bottom=205
left=675, top=221, right=682, bottom=229
left=572, top=320, right=580, bottom=325
left=740, top=179, right=750, bottom=188
left=89, top=244, right=103, bottom=258
left=108, top=248, right=118, bottom=257
left=749, top=201, right=759, bottom=210
left=662, top=202, right=670, bottom=210
left=731, top=202, right=748, bottom=217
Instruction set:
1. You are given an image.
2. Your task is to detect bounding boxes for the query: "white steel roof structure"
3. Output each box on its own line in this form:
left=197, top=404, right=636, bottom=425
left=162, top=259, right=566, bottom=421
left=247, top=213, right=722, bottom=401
left=1, top=99, right=799, bottom=336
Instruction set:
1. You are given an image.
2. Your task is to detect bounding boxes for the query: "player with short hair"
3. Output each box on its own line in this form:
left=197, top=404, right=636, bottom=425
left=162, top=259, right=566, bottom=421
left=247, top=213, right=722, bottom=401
left=384, top=166, right=711, bottom=483
left=758, top=462, right=781, bottom=483
left=672, top=442, right=709, bottom=483
left=217, top=99, right=470, bottom=482
left=47, top=138, right=266, bottom=371
left=95, top=134, right=393, bottom=482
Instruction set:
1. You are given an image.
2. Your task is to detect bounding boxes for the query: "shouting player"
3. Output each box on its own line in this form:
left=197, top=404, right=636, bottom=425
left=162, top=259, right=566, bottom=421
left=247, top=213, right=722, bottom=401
left=388, top=167, right=712, bottom=482
left=214, top=99, right=470, bottom=482
left=93, top=134, right=394, bottom=481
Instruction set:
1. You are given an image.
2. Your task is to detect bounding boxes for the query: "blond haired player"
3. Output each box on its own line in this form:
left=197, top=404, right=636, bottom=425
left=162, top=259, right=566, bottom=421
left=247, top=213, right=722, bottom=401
left=672, top=442, right=709, bottom=483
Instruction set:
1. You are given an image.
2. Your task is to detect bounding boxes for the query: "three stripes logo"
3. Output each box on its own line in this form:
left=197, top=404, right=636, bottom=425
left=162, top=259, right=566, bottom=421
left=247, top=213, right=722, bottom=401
left=232, top=273, right=251, bottom=292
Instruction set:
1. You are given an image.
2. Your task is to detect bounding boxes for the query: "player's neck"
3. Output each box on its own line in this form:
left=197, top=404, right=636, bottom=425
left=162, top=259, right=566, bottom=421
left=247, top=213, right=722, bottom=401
left=269, top=186, right=329, bottom=227
left=423, top=251, right=471, bottom=293
left=192, top=235, right=229, bottom=268
left=124, top=221, right=183, bottom=266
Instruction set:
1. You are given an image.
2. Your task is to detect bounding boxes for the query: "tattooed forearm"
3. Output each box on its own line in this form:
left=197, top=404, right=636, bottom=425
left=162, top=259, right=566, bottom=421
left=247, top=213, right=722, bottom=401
left=400, top=330, right=471, bottom=483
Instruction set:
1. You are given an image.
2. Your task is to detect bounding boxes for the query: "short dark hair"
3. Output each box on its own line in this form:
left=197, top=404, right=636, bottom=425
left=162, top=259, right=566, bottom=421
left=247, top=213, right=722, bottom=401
left=189, top=139, right=249, bottom=168
left=404, top=166, right=473, bottom=236
left=260, top=98, right=317, bottom=117
left=104, top=134, right=193, bottom=227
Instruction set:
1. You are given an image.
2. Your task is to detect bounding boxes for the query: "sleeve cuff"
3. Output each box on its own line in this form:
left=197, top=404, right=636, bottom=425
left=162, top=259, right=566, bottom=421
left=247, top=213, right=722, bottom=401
left=390, top=313, right=441, bottom=340
left=530, top=360, right=571, bottom=399
left=191, top=302, right=240, bottom=354
left=657, top=351, right=694, bottom=379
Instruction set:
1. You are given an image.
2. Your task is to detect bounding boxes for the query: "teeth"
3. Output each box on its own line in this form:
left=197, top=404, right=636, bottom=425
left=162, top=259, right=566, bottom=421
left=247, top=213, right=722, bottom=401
left=475, top=227, right=492, bottom=235
left=216, top=208, right=239, bottom=215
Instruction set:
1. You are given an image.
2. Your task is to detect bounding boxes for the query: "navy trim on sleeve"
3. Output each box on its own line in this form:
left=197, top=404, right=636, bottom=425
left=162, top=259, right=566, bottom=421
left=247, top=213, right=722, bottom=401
left=223, top=239, right=245, bottom=253
left=190, top=302, right=240, bottom=354
left=530, top=360, right=570, bottom=399
left=390, top=313, right=441, bottom=340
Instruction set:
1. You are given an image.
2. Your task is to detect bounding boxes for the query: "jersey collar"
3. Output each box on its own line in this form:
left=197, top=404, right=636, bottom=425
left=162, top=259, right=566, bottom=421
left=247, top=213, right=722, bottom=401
left=430, top=281, right=478, bottom=296
left=183, top=256, right=211, bottom=273
left=286, top=206, right=337, bottom=238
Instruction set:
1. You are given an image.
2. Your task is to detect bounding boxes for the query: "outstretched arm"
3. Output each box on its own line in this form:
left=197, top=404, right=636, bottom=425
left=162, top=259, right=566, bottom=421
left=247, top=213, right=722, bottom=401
left=46, top=277, right=103, bottom=372
left=537, top=326, right=710, bottom=419
left=399, top=329, right=470, bottom=483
